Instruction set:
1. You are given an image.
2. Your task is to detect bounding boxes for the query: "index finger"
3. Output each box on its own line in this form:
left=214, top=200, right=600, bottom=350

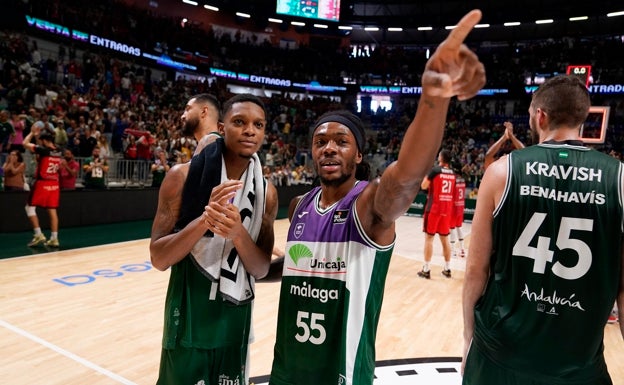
left=444, top=9, right=482, bottom=50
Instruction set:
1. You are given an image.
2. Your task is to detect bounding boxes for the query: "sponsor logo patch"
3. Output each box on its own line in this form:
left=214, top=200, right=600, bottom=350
left=333, top=210, right=349, bottom=224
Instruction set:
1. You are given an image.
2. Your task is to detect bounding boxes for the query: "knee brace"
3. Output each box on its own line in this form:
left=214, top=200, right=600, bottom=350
left=25, top=205, right=37, bottom=217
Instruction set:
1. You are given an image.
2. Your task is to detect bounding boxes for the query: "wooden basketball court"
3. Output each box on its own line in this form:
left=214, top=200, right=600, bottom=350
left=1, top=216, right=623, bottom=384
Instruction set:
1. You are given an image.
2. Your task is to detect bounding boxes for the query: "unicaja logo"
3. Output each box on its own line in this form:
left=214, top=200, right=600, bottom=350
left=289, top=244, right=346, bottom=272
left=289, top=244, right=313, bottom=265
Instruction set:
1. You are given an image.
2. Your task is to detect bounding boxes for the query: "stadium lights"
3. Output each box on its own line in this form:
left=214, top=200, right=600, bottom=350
left=179, top=3, right=617, bottom=36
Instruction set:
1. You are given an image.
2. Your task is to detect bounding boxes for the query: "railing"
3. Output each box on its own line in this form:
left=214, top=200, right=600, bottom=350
left=74, top=156, right=154, bottom=188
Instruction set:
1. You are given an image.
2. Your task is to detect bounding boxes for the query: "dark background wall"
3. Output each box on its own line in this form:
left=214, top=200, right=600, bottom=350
left=0, top=185, right=313, bottom=233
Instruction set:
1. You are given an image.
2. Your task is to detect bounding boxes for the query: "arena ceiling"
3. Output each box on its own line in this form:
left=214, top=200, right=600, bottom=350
left=196, top=0, right=624, bottom=44
left=344, top=0, right=623, bottom=43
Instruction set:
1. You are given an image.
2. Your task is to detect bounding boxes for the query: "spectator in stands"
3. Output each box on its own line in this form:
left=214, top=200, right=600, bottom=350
left=78, top=125, right=98, bottom=158
left=59, top=148, right=80, bottom=190
left=0, top=110, right=15, bottom=156
left=97, top=134, right=112, bottom=160
left=64, top=118, right=79, bottom=153
left=9, top=111, right=26, bottom=153
left=175, top=151, right=189, bottom=164
left=123, top=134, right=138, bottom=181
left=179, top=137, right=194, bottom=160
left=33, top=84, right=50, bottom=111
left=150, top=149, right=170, bottom=188
left=2, top=149, right=26, bottom=191
left=136, top=129, right=153, bottom=183
left=83, top=147, right=108, bottom=189
left=51, top=118, right=67, bottom=147
left=124, top=134, right=138, bottom=160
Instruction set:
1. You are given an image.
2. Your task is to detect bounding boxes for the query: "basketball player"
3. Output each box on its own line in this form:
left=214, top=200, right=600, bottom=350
left=463, top=74, right=624, bottom=384
left=418, top=149, right=456, bottom=278
left=22, top=126, right=62, bottom=248
left=150, top=94, right=278, bottom=385
left=269, top=10, right=486, bottom=385
left=181, top=93, right=222, bottom=156
left=449, top=168, right=467, bottom=258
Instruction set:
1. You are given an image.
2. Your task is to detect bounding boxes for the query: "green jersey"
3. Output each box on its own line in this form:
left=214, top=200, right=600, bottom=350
left=161, top=256, right=252, bottom=349
left=473, top=141, right=624, bottom=383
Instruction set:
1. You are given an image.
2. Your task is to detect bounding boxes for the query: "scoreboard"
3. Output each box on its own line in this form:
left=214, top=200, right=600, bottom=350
left=567, top=65, right=592, bottom=87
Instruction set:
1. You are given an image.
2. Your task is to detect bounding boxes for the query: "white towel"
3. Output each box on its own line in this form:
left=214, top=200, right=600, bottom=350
left=190, top=153, right=265, bottom=304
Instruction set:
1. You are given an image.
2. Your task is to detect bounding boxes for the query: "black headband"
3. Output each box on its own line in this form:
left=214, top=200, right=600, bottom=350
left=314, top=114, right=365, bottom=153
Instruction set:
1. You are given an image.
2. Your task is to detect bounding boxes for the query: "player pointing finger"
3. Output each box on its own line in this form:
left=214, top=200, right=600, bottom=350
left=423, top=9, right=486, bottom=100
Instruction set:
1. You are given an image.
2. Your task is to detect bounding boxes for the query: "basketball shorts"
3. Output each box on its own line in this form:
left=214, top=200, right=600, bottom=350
left=451, top=206, right=464, bottom=228
left=157, top=344, right=249, bottom=385
left=463, top=343, right=613, bottom=385
left=28, top=180, right=60, bottom=209
left=423, top=211, right=451, bottom=236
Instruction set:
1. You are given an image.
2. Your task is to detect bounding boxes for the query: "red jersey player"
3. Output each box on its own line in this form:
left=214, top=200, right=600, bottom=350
left=419, top=149, right=456, bottom=278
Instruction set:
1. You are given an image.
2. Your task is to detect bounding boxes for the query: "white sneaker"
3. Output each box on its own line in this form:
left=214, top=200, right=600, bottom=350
left=27, top=234, right=47, bottom=247
left=45, top=238, right=60, bottom=248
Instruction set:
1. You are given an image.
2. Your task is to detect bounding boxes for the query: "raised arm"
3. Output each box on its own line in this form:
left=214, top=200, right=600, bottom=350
left=483, top=132, right=507, bottom=170
left=362, top=10, right=485, bottom=233
left=22, top=128, right=39, bottom=153
left=505, top=121, right=525, bottom=150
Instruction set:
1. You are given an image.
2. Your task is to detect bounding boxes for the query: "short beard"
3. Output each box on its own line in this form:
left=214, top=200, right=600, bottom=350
left=529, top=124, right=539, bottom=144
left=319, top=172, right=351, bottom=188
left=315, top=159, right=356, bottom=188
left=182, top=118, right=198, bottom=137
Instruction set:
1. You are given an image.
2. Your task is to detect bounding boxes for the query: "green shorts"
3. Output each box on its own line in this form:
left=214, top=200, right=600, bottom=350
left=463, top=343, right=613, bottom=385
left=157, top=344, right=249, bottom=385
